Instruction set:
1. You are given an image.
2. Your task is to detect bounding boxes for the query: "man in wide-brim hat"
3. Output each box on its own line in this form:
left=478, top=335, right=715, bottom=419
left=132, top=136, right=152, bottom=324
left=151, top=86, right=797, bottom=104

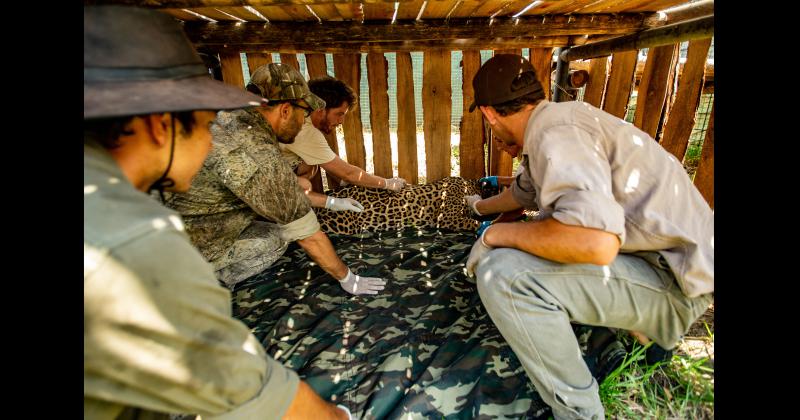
left=84, top=6, right=351, bottom=419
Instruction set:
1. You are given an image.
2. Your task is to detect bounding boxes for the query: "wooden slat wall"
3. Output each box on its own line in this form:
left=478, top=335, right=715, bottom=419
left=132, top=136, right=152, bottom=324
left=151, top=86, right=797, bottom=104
left=488, top=49, right=520, bottom=178
left=603, top=50, right=637, bottom=119
left=395, top=52, right=419, bottom=184
left=333, top=53, right=367, bottom=170
left=245, top=53, right=272, bottom=76
left=422, top=50, right=452, bottom=182
left=219, top=52, right=245, bottom=87
left=583, top=57, right=608, bottom=108
left=659, top=38, right=712, bottom=161
left=366, top=52, right=393, bottom=178
left=459, top=50, right=485, bottom=180
left=529, top=48, right=554, bottom=100
left=633, top=43, right=679, bottom=139
left=693, top=98, right=714, bottom=208
left=304, top=53, right=332, bottom=192
left=279, top=53, right=300, bottom=70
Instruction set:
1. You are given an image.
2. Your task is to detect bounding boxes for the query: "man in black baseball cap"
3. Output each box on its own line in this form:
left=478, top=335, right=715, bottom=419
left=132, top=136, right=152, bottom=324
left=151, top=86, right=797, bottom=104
left=84, top=6, right=351, bottom=419
left=464, top=54, right=714, bottom=419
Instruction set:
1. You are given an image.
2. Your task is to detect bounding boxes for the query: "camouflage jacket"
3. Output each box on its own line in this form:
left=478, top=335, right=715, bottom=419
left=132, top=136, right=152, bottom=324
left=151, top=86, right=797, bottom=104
left=166, top=108, right=314, bottom=262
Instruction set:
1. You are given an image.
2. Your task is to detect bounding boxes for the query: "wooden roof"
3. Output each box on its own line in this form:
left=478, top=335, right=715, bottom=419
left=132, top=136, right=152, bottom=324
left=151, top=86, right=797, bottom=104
left=87, top=1, right=711, bottom=53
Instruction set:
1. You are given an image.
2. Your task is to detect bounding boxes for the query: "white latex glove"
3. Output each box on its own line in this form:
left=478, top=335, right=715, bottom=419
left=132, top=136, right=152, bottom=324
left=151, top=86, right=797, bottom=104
left=465, top=194, right=483, bottom=216
left=383, top=177, right=407, bottom=192
left=338, top=269, right=386, bottom=295
left=466, top=226, right=494, bottom=277
left=325, top=196, right=364, bottom=212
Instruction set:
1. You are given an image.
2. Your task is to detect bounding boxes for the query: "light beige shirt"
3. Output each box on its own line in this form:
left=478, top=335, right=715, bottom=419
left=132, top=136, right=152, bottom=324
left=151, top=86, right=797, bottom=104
left=510, top=100, right=714, bottom=297
left=84, top=140, right=299, bottom=419
left=279, top=118, right=337, bottom=167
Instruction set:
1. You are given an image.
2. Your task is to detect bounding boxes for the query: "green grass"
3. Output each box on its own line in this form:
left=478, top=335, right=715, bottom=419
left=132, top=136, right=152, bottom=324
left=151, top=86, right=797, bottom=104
left=599, top=332, right=714, bottom=419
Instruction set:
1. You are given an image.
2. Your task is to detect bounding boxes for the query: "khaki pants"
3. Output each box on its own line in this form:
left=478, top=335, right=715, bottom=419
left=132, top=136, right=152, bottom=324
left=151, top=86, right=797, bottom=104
left=475, top=248, right=712, bottom=420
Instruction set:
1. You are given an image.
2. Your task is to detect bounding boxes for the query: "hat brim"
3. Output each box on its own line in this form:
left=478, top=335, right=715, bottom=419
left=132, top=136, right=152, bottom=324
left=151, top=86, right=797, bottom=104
left=84, top=75, right=265, bottom=119
left=303, top=91, right=326, bottom=111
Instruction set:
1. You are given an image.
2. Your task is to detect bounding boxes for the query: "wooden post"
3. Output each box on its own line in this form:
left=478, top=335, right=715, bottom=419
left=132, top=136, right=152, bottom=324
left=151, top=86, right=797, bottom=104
left=367, top=52, right=393, bottom=178
left=633, top=44, right=679, bottom=139
left=245, top=53, right=272, bottom=76
left=529, top=48, right=554, bottom=100
left=422, top=50, right=452, bottom=183
left=396, top=52, right=418, bottom=184
left=219, top=52, right=245, bottom=87
left=659, top=38, right=712, bottom=161
left=304, top=53, right=332, bottom=192
left=459, top=50, right=485, bottom=180
left=693, top=99, right=713, bottom=208
left=603, top=50, right=637, bottom=119
left=333, top=53, right=367, bottom=170
left=583, top=57, right=608, bottom=109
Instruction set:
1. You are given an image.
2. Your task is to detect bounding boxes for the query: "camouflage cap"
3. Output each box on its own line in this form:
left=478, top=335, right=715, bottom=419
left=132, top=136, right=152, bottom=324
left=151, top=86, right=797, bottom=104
left=247, top=63, right=326, bottom=111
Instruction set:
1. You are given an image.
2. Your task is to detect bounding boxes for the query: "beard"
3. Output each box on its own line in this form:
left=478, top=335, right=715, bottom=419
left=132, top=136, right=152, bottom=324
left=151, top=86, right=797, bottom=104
left=276, top=115, right=303, bottom=144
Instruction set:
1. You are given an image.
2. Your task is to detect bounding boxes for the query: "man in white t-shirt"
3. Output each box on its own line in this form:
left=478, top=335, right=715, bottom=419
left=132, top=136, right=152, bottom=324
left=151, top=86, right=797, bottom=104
left=279, top=76, right=406, bottom=195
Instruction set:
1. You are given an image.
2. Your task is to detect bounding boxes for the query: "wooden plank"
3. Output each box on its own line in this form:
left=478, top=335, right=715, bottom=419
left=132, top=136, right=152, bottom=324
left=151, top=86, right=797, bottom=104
left=692, top=98, right=713, bottom=208
left=459, top=50, right=486, bottom=180
left=582, top=57, right=608, bottom=108
left=219, top=52, right=245, bottom=87
left=529, top=47, right=554, bottom=100
left=245, top=53, right=272, bottom=76
left=395, top=52, right=418, bottom=184
left=366, top=53, right=393, bottom=178
left=633, top=43, right=678, bottom=139
left=659, top=38, right=712, bottom=161
left=602, top=50, right=637, bottom=119
left=488, top=49, right=518, bottom=178
left=422, top=50, right=452, bottom=183
left=197, top=37, right=574, bottom=54
left=363, top=2, right=395, bottom=20
left=308, top=4, right=343, bottom=21
left=183, top=15, right=648, bottom=46
left=92, top=0, right=415, bottom=7
left=333, top=53, right=366, bottom=170
left=396, top=0, right=426, bottom=20
left=303, top=53, right=330, bottom=193
left=279, top=53, right=300, bottom=70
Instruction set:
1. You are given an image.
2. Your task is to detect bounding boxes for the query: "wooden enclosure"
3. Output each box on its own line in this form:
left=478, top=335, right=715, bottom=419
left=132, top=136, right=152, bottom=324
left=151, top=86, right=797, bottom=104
left=88, top=0, right=715, bottom=208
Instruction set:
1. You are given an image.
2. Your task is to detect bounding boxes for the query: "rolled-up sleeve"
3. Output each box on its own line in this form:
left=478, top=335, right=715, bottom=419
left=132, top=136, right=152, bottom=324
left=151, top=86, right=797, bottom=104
left=84, top=230, right=299, bottom=418
left=510, top=159, right=539, bottom=210
left=532, top=125, right=626, bottom=244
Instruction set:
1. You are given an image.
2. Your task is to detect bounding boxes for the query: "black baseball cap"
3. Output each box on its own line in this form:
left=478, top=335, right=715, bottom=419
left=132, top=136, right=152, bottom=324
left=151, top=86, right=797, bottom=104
left=468, top=54, right=544, bottom=112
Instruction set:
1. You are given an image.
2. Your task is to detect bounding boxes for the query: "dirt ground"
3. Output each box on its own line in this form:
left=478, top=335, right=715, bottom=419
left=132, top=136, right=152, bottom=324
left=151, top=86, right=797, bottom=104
left=679, top=302, right=714, bottom=362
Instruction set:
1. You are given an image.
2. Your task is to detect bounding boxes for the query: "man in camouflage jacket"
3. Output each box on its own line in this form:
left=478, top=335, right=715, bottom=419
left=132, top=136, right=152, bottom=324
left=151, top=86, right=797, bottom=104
left=166, top=63, right=386, bottom=296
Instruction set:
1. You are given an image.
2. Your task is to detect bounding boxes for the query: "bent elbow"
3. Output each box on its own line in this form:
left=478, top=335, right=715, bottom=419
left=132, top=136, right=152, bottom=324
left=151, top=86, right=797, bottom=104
left=588, top=234, right=620, bottom=265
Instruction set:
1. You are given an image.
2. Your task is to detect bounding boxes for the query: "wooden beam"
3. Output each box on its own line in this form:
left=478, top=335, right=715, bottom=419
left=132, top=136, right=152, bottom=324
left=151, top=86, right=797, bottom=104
left=367, top=52, right=393, bottom=178
left=570, top=58, right=714, bottom=83
left=333, top=53, right=366, bottom=170
left=219, top=52, right=244, bottom=87
left=183, top=14, right=651, bottom=47
left=644, top=0, right=714, bottom=27
left=279, top=53, right=300, bottom=71
left=693, top=99, right=713, bottom=209
left=602, top=50, right=637, bottom=119
left=86, top=0, right=413, bottom=6
left=633, top=43, right=678, bottom=139
left=395, top=52, right=418, bottom=184
left=197, top=37, right=576, bottom=54
left=304, top=53, right=330, bottom=193
left=459, top=50, right=485, bottom=180
left=659, top=38, right=712, bottom=161
left=245, top=53, right=272, bottom=76
left=560, top=15, right=714, bottom=62
left=529, top=47, right=554, bottom=100
left=582, top=57, right=608, bottom=109
left=422, top=50, right=452, bottom=183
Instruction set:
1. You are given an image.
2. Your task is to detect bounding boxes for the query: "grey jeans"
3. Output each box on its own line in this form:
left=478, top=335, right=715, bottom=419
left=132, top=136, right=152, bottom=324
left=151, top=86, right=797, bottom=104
left=475, top=248, right=712, bottom=420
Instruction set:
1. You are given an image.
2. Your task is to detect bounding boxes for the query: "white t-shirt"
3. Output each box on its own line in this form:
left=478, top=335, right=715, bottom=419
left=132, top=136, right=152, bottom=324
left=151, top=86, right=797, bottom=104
left=279, top=118, right=337, bottom=169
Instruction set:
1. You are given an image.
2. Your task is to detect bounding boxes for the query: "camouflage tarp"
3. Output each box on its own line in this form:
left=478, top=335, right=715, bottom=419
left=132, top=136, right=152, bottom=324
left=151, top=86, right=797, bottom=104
left=231, top=227, right=552, bottom=419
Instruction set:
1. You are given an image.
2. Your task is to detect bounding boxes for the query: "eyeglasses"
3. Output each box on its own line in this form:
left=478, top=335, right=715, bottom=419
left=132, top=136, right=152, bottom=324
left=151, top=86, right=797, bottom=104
left=292, top=102, right=313, bottom=118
